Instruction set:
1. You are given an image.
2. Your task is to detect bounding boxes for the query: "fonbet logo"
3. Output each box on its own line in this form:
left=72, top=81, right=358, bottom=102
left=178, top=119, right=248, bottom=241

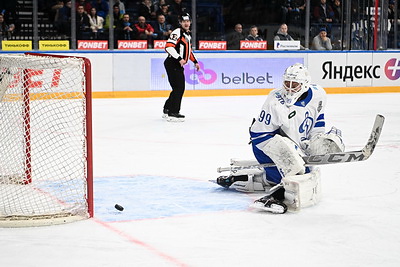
left=184, top=61, right=217, bottom=85
left=384, top=58, right=400, bottom=80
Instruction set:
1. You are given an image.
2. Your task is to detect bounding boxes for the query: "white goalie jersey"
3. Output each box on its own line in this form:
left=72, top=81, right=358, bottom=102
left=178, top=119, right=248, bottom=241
left=215, top=63, right=381, bottom=214
left=250, top=84, right=327, bottom=151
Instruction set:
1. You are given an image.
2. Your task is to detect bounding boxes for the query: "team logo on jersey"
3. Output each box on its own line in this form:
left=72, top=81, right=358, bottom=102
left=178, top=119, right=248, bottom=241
left=384, top=58, right=400, bottom=80
left=298, top=111, right=313, bottom=136
left=184, top=61, right=217, bottom=85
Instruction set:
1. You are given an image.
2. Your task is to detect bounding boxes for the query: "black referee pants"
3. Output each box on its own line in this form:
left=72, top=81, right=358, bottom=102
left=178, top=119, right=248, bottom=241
left=164, top=57, right=185, bottom=114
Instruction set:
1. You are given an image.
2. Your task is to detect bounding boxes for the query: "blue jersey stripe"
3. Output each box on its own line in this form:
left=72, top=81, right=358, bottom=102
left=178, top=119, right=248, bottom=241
left=250, top=129, right=280, bottom=145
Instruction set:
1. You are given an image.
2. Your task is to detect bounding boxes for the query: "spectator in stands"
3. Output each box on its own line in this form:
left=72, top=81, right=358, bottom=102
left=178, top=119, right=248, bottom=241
left=50, top=0, right=64, bottom=23
left=313, top=0, right=334, bottom=29
left=91, top=0, right=109, bottom=19
left=169, top=0, right=186, bottom=28
left=387, top=0, right=399, bottom=48
left=104, top=4, right=123, bottom=30
left=0, top=0, right=18, bottom=30
left=151, top=14, right=172, bottom=40
left=55, top=0, right=72, bottom=37
left=88, top=7, right=104, bottom=39
left=280, top=0, right=290, bottom=24
left=139, top=0, right=157, bottom=22
left=226, top=23, right=245, bottom=50
left=156, top=4, right=173, bottom=25
left=134, top=16, right=155, bottom=46
left=76, top=0, right=92, bottom=14
left=116, top=13, right=136, bottom=40
left=280, top=0, right=306, bottom=24
left=0, top=14, right=15, bottom=40
left=274, top=23, right=295, bottom=41
left=291, top=0, right=306, bottom=24
left=329, top=0, right=342, bottom=48
left=0, top=1, right=18, bottom=18
left=274, top=23, right=305, bottom=49
left=114, top=0, right=126, bottom=15
left=245, top=25, right=263, bottom=41
left=155, top=0, right=167, bottom=13
left=331, top=0, right=341, bottom=23
left=76, top=5, right=90, bottom=40
left=388, top=0, right=396, bottom=24
left=312, top=27, right=332, bottom=50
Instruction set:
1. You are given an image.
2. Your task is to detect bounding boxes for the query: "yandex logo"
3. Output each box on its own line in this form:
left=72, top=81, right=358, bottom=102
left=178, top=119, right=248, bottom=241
left=78, top=40, right=108, bottom=50
left=240, top=41, right=267, bottom=50
left=118, top=40, right=148, bottom=49
left=198, top=41, right=227, bottom=50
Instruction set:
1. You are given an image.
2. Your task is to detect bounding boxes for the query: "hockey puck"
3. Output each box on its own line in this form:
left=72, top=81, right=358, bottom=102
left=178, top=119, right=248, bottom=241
left=114, top=204, right=124, bottom=211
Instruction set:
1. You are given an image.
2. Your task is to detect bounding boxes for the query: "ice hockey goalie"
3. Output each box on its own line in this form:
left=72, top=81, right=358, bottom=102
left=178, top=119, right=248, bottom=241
left=215, top=63, right=345, bottom=214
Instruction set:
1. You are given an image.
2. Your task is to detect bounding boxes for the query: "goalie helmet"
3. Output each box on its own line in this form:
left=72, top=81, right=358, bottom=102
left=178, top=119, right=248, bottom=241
left=281, top=63, right=311, bottom=106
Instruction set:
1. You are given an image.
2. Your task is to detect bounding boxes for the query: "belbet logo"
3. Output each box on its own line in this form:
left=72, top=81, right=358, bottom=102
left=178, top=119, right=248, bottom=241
left=184, top=61, right=217, bottom=85
left=221, top=73, right=273, bottom=84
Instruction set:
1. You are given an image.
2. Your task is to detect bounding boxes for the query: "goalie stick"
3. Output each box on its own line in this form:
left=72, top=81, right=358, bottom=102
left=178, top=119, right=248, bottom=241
left=217, top=114, right=385, bottom=173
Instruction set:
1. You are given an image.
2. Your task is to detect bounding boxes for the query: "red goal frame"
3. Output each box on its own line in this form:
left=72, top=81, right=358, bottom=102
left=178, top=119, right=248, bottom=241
left=23, top=52, right=94, bottom=218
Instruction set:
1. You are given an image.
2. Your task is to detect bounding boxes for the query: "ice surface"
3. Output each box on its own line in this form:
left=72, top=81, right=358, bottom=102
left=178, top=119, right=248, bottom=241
left=1, top=93, right=399, bottom=267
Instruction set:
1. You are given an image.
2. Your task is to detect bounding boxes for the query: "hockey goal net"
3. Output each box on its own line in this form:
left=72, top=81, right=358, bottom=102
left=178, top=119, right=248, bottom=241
left=0, top=53, right=93, bottom=227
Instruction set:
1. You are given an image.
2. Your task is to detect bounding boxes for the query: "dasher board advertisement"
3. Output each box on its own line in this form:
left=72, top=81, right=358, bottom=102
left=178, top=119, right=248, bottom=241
left=150, top=57, right=303, bottom=90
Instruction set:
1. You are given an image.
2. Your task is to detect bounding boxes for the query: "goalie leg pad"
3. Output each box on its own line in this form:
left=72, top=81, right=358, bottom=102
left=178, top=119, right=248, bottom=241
left=231, top=169, right=267, bottom=193
left=282, top=167, right=321, bottom=211
left=231, top=175, right=265, bottom=192
left=261, top=135, right=305, bottom=177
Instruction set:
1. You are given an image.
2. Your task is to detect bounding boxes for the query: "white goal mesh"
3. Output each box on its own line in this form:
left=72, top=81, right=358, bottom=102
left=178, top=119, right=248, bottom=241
left=0, top=53, right=93, bottom=227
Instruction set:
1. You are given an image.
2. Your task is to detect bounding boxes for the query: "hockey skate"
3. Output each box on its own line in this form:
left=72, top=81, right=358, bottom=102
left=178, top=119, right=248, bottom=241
left=162, top=108, right=169, bottom=119
left=251, top=195, right=288, bottom=214
left=215, top=176, right=234, bottom=188
left=166, top=113, right=185, bottom=122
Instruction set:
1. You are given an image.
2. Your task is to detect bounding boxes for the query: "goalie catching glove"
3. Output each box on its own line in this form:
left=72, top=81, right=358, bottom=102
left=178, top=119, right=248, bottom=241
left=302, top=126, right=345, bottom=156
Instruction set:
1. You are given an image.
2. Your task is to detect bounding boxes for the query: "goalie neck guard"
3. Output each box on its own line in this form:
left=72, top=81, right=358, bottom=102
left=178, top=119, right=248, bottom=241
left=281, top=63, right=311, bottom=106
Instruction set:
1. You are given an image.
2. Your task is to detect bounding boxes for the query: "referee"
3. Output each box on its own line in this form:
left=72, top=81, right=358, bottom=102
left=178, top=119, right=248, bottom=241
left=163, top=13, right=200, bottom=122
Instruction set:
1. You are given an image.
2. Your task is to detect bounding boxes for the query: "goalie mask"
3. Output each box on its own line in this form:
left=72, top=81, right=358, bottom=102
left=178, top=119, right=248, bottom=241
left=281, top=63, right=311, bottom=106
